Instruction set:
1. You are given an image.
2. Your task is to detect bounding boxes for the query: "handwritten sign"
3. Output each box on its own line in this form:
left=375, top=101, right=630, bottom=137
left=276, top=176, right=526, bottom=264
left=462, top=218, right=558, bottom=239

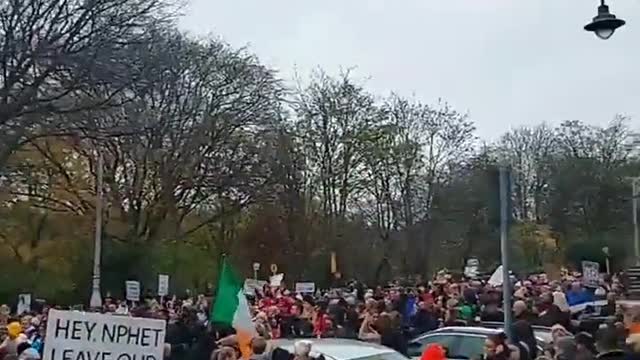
left=582, top=261, right=600, bottom=288
left=243, top=279, right=267, bottom=296
left=295, top=282, right=316, bottom=294
left=44, top=310, right=165, bottom=360
left=17, top=293, right=32, bottom=315
left=43, top=310, right=166, bottom=360
left=269, top=273, right=284, bottom=287
left=125, top=281, right=140, bottom=302
left=157, top=275, right=169, bottom=297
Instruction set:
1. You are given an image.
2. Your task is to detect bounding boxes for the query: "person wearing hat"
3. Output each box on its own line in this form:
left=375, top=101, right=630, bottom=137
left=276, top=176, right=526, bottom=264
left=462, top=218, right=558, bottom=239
left=0, top=321, right=23, bottom=360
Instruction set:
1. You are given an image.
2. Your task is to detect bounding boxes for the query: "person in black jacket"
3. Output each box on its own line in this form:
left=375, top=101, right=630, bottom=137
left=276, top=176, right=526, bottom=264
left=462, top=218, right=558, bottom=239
left=511, top=320, right=537, bottom=360
left=595, top=326, right=626, bottom=360
left=411, top=301, right=439, bottom=336
left=376, top=313, right=407, bottom=355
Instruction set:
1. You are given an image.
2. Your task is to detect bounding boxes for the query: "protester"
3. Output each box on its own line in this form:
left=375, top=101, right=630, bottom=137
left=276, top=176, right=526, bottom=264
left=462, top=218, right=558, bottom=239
left=411, top=301, right=439, bottom=336
left=574, top=332, right=596, bottom=360
left=511, top=320, right=537, bottom=360
left=553, top=336, right=577, bottom=360
left=0, top=322, right=22, bottom=360
left=420, top=344, right=446, bottom=360
left=0, top=265, right=635, bottom=360
left=595, top=326, right=625, bottom=360
left=483, top=333, right=512, bottom=360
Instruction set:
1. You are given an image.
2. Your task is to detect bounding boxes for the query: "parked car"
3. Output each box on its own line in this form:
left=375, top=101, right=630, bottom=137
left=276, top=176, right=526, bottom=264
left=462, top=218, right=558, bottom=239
left=271, top=338, right=409, bottom=360
left=480, top=321, right=553, bottom=346
left=408, top=326, right=549, bottom=360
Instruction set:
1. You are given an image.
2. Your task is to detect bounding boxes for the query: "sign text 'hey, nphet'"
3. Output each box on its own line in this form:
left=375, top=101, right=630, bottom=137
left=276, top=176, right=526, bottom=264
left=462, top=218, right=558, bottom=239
left=44, top=310, right=166, bottom=360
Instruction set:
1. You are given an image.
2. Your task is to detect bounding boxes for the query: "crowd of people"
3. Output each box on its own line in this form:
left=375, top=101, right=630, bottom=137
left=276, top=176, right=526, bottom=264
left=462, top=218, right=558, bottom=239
left=1, top=269, right=639, bottom=360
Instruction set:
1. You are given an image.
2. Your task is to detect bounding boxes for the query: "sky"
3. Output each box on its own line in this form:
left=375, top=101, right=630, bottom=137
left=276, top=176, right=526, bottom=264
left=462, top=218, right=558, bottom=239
left=179, top=1, right=640, bottom=140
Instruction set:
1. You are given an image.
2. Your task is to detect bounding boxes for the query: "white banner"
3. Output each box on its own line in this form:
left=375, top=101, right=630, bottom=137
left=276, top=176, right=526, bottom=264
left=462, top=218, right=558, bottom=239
left=125, top=281, right=141, bottom=302
left=295, top=282, right=316, bottom=294
left=157, top=275, right=169, bottom=297
left=43, top=309, right=166, bottom=360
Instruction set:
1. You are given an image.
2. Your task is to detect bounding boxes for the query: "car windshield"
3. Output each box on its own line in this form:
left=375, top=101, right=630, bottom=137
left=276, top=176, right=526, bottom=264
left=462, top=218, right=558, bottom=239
left=352, top=352, right=409, bottom=360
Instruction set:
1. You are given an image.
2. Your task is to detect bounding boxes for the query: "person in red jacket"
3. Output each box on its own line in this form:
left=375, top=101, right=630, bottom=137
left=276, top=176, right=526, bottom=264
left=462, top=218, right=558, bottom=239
left=420, top=344, right=446, bottom=360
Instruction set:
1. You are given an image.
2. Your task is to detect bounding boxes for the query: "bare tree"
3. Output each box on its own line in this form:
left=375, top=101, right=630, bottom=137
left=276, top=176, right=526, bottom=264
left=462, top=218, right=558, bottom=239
left=498, top=124, right=556, bottom=222
left=293, top=70, right=377, bottom=258
left=0, top=0, right=172, bottom=170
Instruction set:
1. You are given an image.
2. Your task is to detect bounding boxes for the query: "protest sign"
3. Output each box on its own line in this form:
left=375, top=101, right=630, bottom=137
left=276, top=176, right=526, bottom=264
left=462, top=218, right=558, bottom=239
left=43, top=309, right=166, bottom=360
left=269, top=273, right=284, bottom=287
left=582, top=261, right=600, bottom=288
left=17, top=293, right=32, bottom=315
left=243, top=279, right=267, bottom=296
left=488, top=265, right=503, bottom=286
left=295, top=282, right=316, bottom=294
left=125, top=281, right=140, bottom=302
left=157, top=275, right=169, bottom=297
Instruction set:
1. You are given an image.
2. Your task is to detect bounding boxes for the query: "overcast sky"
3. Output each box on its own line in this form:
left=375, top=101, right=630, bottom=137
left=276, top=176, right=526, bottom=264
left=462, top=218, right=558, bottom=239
left=179, top=1, right=639, bottom=140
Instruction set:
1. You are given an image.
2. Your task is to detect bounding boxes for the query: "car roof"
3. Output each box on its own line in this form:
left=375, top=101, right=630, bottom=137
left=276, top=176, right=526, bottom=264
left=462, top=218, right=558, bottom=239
left=270, top=338, right=397, bottom=360
left=426, top=326, right=503, bottom=336
left=481, top=321, right=552, bottom=332
left=414, top=326, right=551, bottom=347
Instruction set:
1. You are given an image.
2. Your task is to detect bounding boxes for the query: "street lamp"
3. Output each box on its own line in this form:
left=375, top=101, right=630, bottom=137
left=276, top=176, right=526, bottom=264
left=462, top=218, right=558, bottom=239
left=584, top=0, right=626, bottom=40
left=631, top=177, right=640, bottom=266
left=89, top=149, right=104, bottom=309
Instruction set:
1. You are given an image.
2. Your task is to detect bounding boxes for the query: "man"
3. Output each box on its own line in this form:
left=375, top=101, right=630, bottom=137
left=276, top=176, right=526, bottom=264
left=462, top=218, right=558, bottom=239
left=513, top=300, right=533, bottom=323
left=249, top=337, right=268, bottom=360
left=480, top=301, right=504, bottom=323
left=411, top=301, right=439, bottom=336
left=595, top=326, right=625, bottom=360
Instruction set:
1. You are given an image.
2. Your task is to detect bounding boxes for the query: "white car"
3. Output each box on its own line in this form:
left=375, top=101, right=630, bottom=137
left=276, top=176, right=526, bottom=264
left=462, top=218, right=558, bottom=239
left=270, top=338, right=408, bottom=360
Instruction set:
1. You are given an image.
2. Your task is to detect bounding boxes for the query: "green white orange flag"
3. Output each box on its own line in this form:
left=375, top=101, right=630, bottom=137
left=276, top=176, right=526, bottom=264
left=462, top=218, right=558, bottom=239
left=210, top=258, right=256, bottom=358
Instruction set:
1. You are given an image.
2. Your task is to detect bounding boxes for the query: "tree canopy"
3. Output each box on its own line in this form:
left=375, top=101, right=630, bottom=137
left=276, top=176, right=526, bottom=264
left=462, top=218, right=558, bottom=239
left=1, top=0, right=639, bottom=303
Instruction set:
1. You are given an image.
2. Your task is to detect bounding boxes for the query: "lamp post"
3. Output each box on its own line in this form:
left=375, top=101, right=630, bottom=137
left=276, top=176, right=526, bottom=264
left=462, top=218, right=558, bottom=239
left=632, top=177, right=640, bottom=266
left=584, top=0, right=626, bottom=40
left=89, top=150, right=104, bottom=308
left=499, top=166, right=512, bottom=339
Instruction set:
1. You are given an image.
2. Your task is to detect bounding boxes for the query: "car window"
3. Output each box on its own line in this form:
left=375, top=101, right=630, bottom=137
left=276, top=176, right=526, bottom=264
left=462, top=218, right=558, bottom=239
left=408, top=334, right=459, bottom=357
left=453, top=336, right=486, bottom=359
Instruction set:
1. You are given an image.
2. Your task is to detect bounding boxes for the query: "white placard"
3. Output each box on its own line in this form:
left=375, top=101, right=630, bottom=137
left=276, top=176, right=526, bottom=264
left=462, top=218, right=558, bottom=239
left=295, top=282, right=316, bottom=294
left=269, top=273, right=284, bottom=287
left=17, top=293, right=32, bottom=315
left=43, top=309, right=165, bottom=360
left=157, top=275, right=169, bottom=297
left=582, top=261, right=600, bottom=288
left=243, top=279, right=268, bottom=296
left=125, top=281, right=140, bottom=302
left=488, top=265, right=503, bottom=287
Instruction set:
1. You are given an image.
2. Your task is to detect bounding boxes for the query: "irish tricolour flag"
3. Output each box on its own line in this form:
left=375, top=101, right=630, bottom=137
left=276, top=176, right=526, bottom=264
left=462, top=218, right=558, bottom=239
left=211, top=258, right=256, bottom=358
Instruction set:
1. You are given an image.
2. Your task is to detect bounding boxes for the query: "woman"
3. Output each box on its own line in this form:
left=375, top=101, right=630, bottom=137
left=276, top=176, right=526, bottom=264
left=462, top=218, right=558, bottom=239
left=358, top=313, right=380, bottom=343
left=313, top=302, right=331, bottom=338
left=482, top=333, right=511, bottom=360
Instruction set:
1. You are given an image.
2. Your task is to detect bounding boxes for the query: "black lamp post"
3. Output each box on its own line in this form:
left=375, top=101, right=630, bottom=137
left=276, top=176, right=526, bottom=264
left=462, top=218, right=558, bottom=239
left=584, top=0, right=626, bottom=40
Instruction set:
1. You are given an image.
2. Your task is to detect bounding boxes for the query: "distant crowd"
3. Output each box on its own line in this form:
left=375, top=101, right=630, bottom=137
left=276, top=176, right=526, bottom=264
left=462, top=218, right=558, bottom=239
left=1, top=269, right=639, bottom=360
